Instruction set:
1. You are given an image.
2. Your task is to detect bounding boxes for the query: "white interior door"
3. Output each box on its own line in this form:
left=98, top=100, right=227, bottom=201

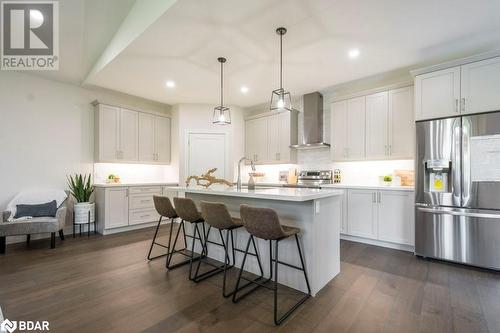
left=365, top=91, right=389, bottom=159
left=138, top=113, right=155, bottom=162
left=187, top=133, right=228, bottom=183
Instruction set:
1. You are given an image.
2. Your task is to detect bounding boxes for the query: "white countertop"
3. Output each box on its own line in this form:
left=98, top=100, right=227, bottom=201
left=167, top=186, right=343, bottom=202
left=94, top=182, right=178, bottom=188
left=245, top=182, right=414, bottom=191
left=321, top=184, right=414, bottom=191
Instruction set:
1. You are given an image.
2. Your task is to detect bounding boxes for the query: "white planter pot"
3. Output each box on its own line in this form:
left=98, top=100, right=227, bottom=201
left=74, top=202, right=95, bottom=224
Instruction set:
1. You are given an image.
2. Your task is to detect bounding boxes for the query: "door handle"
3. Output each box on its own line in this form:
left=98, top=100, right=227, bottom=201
left=372, top=192, right=376, bottom=203
left=417, top=207, right=500, bottom=219
left=378, top=192, right=381, bottom=203
left=455, top=99, right=459, bottom=113
left=461, top=98, right=466, bottom=113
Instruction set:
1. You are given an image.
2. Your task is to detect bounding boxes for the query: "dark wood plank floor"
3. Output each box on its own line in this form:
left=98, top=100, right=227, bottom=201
left=0, top=225, right=498, bottom=333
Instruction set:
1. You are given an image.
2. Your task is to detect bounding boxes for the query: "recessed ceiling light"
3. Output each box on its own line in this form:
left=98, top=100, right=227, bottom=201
left=240, top=86, right=249, bottom=94
left=165, top=80, right=176, bottom=88
left=348, top=48, right=360, bottom=59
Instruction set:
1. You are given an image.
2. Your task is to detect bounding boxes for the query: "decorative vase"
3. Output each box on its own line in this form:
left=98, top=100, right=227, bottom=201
left=74, top=202, right=95, bottom=224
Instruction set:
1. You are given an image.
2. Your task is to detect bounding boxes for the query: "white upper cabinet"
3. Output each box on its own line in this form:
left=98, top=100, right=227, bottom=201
left=415, top=66, right=461, bottom=121
left=365, top=92, right=389, bottom=159
left=95, top=103, right=171, bottom=164
left=389, top=86, right=414, bottom=158
left=96, top=104, right=120, bottom=161
left=415, top=55, right=500, bottom=120
left=245, top=111, right=297, bottom=165
left=346, top=96, right=366, bottom=160
left=461, top=57, right=500, bottom=115
left=330, top=100, right=348, bottom=161
left=138, top=113, right=155, bottom=162
left=155, top=116, right=171, bottom=164
left=119, top=108, right=139, bottom=161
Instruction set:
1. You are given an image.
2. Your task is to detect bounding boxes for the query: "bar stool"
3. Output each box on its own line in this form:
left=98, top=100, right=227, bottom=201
left=194, top=201, right=264, bottom=297
left=233, top=204, right=311, bottom=325
left=147, top=196, right=178, bottom=260
left=169, top=197, right=210, bottom=279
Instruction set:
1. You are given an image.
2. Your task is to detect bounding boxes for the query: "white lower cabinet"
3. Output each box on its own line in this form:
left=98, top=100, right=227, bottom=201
left=345, top=188, right=415, bottom=248
left=347, top=189, right=378, bottom=238
left=96, top=185, right=177, bottom=234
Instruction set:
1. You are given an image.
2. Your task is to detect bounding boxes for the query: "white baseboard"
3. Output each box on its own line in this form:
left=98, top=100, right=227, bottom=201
left=340, top=234, right=415, bottom=252
left=101, top=221, right=166, bottom=235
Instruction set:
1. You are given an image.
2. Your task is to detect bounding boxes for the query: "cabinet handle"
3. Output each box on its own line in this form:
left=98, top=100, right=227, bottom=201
left=388, top=145, right=392, bottom=156
left=141, top=199, right=149, bottom=203
left=140, top=215, right=151, bottom=219
left=384, top=145, right=388, bottom=155
left=372, top=192, right=376, bottom=203
left=455, top=99, right=459, bottom=113
left=378, top=192, right=381, bottom=203
left=276, top=152, right=280, bottom=160
left=461, top=98, right=466, bottom=113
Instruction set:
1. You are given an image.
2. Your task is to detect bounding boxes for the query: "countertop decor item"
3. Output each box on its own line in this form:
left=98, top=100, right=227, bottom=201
left=67, top=173, right=96, bottom=230
left=213, top=57, right=231, bottom=125
left=185, top=168, right=234, bottom=188
left=106, top=174, right=121, bottom=183
left=270, top=27, right=293, bottom=112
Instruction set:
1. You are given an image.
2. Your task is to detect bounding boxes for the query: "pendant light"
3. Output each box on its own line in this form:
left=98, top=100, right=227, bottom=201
left=270, top=27, right=292, bottom=112
left=213, top=57, right=231, bottom=125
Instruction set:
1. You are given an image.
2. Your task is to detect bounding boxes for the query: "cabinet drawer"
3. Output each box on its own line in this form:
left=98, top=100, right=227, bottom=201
left=129, top=195, right=155, bottom=210
left=129, top=209, right=159, bottom=225
left=129, top=186, right=162, bottom=195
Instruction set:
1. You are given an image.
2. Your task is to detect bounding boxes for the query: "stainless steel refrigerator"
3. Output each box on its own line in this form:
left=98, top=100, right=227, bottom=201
left=415, top=112, right=500, bottom=270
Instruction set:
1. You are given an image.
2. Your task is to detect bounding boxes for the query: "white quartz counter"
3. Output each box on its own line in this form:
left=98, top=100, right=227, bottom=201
left=167, top=186, right=343, bottom=202
left=94, top=182, right=178, bottom=188
left=321, top=184, right=414, bottom=191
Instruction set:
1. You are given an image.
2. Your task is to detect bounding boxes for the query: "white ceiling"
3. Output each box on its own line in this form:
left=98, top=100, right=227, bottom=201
left=44, top=0, right=500, bottom=107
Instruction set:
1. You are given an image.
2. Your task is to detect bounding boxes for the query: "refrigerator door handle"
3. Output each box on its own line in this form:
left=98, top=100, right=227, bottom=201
left=451, top=117, right=462, bottom=206
left=462, top=117, right=471, bottom=207
left=417, top=207, right=500, bottom=219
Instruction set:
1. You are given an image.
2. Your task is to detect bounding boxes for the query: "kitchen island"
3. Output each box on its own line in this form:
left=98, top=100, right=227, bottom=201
left=166, top=186, right=343, bottom=296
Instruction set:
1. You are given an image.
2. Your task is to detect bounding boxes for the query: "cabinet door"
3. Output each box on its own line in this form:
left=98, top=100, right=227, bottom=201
left=119, top=108, right=138, bottom=161
left=347, top=189, right=377, bottom=239
left=244, top=120, right=255, bottom=161
left=331, top=101, right=348, bottom=161
left=461, top=57, right=500, bottom=115
left=365, top=92, right=389, bottom=159
left=347, top=96, right=366, bottom=160
left=377, top=190, right=414, bottom=245
left=138, top=113, right=155, bottom=163
left=389, top=86, right=414, bottom=158
left=277, top=112, right=291, bottom=162
left=98, top=105, right=120, bottom=161
left=105, top=188, right=129, bottom=229
left=246, top=117, right=268, bottom=163
left=267, top=114, right=280, bottom=162
left=155, top=116, right=171, bottom=164
left=415, top=67, right=460, bottom=121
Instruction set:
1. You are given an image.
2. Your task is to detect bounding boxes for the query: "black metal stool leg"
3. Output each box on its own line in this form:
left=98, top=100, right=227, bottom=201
left=147, top=216, right=170, bottom=260
left=166, top=220, right=202, bottom=270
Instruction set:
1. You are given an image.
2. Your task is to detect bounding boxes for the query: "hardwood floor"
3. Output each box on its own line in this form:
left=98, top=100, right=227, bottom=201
left=0, top=225, right=498, bottom=333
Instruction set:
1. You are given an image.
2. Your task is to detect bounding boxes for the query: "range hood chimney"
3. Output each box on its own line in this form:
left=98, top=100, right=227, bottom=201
left=290, top=92, right=330, bottom=150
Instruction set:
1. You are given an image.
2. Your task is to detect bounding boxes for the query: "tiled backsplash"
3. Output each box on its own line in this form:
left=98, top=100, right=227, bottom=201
left=93, top=163, right=178, bottom=184
left=241, top=149, right=414, bottom=185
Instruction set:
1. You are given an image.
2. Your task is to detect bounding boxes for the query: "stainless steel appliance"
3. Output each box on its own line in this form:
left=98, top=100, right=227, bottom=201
left=415, top=112, right=500, bottom=270
left=287, top=170, right=332, bottom=188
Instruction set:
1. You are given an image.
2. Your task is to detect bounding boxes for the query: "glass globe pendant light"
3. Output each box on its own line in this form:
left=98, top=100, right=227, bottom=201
left=213, top=57, right=231, bottom=125
left=270, top=27, right=292, bottom=112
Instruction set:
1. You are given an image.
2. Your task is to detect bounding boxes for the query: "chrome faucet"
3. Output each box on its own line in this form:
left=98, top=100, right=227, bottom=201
left=237, top=157, right=256, bottom=190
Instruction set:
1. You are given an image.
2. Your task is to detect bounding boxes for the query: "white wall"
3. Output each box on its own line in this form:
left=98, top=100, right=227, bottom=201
left=0, top=71, right=172, bottom=209
left=170, top=104, right=245, bottom=184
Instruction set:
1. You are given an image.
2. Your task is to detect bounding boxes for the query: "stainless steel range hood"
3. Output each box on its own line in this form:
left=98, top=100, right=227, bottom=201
left=290, top=92, right=330, bottom=150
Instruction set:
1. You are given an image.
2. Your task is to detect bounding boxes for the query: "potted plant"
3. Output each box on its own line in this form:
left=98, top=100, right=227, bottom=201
left=67, top=173, right=95, bottom=225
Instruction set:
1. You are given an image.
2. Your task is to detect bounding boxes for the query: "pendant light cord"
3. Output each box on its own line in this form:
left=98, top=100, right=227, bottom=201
left=280, top=32, right=283, bottom=90
left=220, top=60, right=224, bottom=107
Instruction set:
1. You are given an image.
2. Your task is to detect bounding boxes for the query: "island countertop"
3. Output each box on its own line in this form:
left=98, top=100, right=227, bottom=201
left=166, top=186, right=343, bottom=202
